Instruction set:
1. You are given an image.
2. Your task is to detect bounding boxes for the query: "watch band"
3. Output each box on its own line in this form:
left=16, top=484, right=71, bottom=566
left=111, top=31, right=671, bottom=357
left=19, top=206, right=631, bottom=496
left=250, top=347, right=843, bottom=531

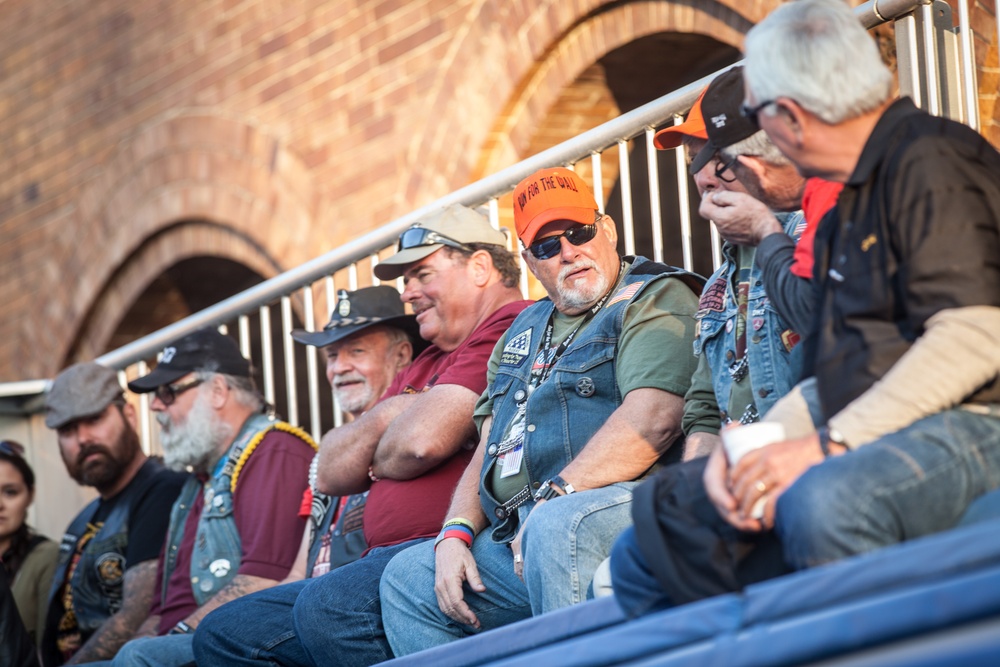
left=533, top=475, right=576, bottom=502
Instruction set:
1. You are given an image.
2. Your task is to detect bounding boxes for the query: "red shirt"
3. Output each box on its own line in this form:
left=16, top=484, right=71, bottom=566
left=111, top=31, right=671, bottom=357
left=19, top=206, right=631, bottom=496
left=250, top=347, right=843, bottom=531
left=362, top=301, right=532, bottom=549
left=792, top=178, right=843, bottom=278
left=151, top=429, right=313, bottom=632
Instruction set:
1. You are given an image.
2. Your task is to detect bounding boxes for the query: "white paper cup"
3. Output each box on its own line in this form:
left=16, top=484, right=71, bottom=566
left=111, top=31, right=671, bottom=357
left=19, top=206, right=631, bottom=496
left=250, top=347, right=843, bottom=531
left=722, top=422, right=787, bottom=465
left=721, top=422, right=787, bottom=519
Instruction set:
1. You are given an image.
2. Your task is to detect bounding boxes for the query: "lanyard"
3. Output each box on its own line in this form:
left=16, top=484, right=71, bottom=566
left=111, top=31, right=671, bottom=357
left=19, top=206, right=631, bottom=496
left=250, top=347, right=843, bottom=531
left=530, top=260, right=624, bottom=387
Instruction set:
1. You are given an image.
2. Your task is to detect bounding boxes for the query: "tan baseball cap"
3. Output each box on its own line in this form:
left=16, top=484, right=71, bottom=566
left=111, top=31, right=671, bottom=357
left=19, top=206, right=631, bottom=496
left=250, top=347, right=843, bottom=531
left=374, top=204, right=507, bottom=281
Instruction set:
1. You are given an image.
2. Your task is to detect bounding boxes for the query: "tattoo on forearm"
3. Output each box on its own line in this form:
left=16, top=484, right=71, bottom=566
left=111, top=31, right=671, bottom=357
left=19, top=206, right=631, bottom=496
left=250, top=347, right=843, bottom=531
left=66, top=560, right=159, bottom=663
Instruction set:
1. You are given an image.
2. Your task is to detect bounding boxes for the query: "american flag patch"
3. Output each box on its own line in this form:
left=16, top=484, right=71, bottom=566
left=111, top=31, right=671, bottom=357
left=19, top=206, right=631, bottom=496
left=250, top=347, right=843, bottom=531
left=608, top=281, right=642, bottom=307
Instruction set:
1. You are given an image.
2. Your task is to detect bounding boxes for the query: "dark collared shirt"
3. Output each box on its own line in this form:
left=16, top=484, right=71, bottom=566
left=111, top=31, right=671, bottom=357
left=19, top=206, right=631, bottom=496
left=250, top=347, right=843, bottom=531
left=809, top=97, right=1000, bottom=418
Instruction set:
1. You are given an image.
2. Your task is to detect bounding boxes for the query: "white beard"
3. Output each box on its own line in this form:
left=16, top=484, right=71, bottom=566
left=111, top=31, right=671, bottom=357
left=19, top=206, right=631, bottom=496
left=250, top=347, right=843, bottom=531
left=555, top=259, right=611, bottom=312
left=158, top=396, right=232, bottom=473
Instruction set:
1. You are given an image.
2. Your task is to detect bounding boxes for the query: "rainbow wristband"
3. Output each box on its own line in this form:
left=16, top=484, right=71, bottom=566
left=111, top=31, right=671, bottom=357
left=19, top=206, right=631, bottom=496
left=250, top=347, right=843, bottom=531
left=442, top=517, right=477, bottom=534
left=434, top=523, right=475, bottom=550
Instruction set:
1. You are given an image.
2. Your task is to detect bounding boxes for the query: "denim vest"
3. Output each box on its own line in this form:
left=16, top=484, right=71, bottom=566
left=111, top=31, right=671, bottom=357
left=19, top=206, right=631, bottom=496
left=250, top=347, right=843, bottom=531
left=47, top=458, right=164, bottom=636
left=480, top=257, right=703, bottom=542
left=160, top=414, right=315, bottom=606
left=305, top=491, right=368, bottom=577
left=694, top=212, right=805, bottom=423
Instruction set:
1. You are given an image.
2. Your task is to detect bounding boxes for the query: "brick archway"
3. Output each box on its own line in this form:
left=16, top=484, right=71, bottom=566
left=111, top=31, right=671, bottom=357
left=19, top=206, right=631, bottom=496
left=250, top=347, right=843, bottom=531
left=66, top=219, right=282, bottom=364
left=51, top=111, right=321, bottom=373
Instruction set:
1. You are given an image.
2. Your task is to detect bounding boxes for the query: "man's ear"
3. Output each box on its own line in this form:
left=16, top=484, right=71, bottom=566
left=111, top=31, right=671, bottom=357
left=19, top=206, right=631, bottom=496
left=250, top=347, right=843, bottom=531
left=121, top=401, right=139, bottom=431
left=599, top=215, right=618, bottom=248
left=467, top=249, right=494, bottom=287
left=394, top=339, right=414, bottom=369
left=736, top=154, right=768, bottom=183
left=208, top=375, right=229, bottom=409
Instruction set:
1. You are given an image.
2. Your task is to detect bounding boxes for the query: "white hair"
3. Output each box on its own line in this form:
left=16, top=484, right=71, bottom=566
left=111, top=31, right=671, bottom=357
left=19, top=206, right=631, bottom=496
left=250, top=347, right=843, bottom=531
left=720, top=129, right=790, bottom=166
left=744, top=0, right=893, bottom=124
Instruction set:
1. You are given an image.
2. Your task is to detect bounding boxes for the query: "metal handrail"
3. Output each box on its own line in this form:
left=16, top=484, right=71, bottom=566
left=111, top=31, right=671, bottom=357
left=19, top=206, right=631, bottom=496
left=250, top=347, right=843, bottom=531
left=55, top=0, right=936, bottom=375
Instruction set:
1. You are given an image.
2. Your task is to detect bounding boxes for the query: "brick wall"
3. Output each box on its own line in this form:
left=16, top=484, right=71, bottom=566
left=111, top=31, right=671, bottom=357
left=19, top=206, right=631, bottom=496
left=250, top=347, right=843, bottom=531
left=0, top=0, right=996, bottom=381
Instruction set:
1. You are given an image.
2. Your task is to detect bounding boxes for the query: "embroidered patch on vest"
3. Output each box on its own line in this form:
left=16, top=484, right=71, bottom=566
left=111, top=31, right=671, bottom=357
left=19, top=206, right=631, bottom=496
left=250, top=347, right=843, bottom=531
left=95, top=552, right=125, bottom=586
left=500, top=329, right=532, bottom=367
left=781, top=329, right=801, bottom=352
left=607, top=281, right=642, bottom=307
left=696, top=275, right=726, bottom=317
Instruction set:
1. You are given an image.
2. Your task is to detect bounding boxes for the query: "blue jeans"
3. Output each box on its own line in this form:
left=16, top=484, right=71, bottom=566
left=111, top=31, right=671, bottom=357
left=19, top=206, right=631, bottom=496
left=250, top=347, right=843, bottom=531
left=92, top=634, right=195, bottom=666
left=777, top=407, right=1000, bottom=568
left=609, top=525, right=673, bottom=618
left=193, top=539, right=426, bottom=667
left=381, top=483, right=635, bottom=657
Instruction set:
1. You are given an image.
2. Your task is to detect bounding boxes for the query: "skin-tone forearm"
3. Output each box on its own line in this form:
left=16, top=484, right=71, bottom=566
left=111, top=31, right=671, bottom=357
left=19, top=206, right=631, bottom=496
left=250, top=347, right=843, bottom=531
left=372, top=385, right=479, bottom=480
left=559, top=387, right=685, bottom=490
left=181, top=574, right=279, bottom=629
left=66, top=560, right=159, bottom=664
left=683, top=431, right=721, bottom=461
left=315, top=394, right=414, bottom=495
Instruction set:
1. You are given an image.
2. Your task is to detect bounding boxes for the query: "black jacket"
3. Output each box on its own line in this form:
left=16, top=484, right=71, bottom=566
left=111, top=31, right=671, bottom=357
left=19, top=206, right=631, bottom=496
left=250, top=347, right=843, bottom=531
left=809, top=98, right=1000, bottom=418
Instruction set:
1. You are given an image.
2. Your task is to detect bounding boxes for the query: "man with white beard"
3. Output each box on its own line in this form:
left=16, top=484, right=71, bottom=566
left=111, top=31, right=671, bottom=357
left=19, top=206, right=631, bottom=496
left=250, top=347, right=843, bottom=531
left=91, top=328, right=315, bottom=666
left=380, top=167, right=703, bottom=656
left=285, top=285, right=420, bottom=582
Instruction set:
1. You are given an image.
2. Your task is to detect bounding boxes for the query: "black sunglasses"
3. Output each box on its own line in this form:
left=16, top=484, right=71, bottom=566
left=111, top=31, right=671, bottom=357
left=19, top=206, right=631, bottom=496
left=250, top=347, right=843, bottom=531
left=155, top=377, right=203, bottom=406
left=714, top=154, right=740, bottom=183
left=0, top=440, right=25, bottom=458
left=397, top=227, right=472, bottom=253
left=739, top=99, right=776, bottom=128
left=527, top=224, right=598, bottom=260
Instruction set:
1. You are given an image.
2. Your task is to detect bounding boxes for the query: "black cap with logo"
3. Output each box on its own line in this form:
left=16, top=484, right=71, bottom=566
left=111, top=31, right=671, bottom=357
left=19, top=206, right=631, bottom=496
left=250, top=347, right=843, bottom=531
left=127, top=328, right=251, bottom=393
left=689, top=66, right=759, bottom=175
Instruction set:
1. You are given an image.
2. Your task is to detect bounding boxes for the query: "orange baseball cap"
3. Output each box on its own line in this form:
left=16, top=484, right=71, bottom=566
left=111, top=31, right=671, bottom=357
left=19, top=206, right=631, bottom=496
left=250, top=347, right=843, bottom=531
left=512, top=167, right=599, bottom=247
left=653, top=88, right=708, bottom=150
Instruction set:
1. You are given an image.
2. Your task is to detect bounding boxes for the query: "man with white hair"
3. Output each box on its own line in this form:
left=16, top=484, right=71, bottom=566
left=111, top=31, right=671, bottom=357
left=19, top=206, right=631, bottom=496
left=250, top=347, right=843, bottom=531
left=612, top=0, right=1000, bottom=617
left=93, top=328, right=316, bottom=666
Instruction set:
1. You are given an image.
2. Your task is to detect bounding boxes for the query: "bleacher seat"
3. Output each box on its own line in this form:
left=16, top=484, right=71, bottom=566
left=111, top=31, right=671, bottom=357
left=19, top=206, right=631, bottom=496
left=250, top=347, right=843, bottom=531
left=386, top=518, right=1000, bottom=666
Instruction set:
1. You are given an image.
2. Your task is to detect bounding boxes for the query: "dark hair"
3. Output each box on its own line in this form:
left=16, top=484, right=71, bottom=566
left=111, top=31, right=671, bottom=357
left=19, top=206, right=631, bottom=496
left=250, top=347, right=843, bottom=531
left=444, top=243, right=521, bottom=288
left=0, top=442, right=36, bottom=582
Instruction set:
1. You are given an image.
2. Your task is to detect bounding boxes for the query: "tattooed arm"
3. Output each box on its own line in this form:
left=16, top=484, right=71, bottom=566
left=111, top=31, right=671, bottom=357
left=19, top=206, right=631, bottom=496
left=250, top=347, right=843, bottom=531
left=65, top=560, right=159, bottom=664
left=180, top=575, right=279, bottom=628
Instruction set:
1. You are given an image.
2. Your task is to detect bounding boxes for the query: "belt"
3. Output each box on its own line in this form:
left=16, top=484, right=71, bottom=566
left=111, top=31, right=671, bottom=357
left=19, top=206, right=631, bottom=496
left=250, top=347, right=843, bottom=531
left=494, top=485, right=533, bottom=520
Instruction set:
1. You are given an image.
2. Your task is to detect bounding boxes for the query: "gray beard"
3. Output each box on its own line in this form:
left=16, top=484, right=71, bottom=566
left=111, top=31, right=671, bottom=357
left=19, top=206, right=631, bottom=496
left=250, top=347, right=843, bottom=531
left=158, top=397, right=233, bottom=473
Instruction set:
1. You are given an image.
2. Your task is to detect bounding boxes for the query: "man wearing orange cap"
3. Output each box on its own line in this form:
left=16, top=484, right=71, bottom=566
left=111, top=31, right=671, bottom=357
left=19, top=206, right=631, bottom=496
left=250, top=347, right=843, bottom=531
left=380, top=167, right=704, bottom=655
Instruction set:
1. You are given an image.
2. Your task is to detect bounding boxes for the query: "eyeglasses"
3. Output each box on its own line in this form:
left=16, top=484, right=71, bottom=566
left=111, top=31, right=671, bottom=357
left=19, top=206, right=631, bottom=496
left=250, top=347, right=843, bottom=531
left=713, top=155, right=741, bottom=183
left=154, top=378, right=203, bottom=406
left=740, top=99, right=777, bottom=128
left=397, top=227, right=472, bottom=253
left=527, top=224, right=599, bottom=260
left=0, top=441, right=25, bottom=458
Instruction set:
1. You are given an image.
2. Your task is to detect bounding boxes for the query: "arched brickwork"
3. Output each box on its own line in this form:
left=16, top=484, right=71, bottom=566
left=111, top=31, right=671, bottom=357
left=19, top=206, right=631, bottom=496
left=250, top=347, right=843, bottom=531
left=43, top=111, right=320, bottom=377
left=66, top=220, right=282, bottom=364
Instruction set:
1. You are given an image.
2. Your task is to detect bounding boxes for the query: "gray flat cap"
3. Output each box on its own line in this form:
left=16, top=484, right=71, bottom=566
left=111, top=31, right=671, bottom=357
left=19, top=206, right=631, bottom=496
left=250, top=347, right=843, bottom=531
left=45, top=362, right=124, bottom=429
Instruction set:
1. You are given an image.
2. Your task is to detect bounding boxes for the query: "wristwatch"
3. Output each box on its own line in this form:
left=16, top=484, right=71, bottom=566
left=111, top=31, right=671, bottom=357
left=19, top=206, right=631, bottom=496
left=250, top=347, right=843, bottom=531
left=818, top=426, right=848, bottom=457
left=533, top=475, right=576, bottom=502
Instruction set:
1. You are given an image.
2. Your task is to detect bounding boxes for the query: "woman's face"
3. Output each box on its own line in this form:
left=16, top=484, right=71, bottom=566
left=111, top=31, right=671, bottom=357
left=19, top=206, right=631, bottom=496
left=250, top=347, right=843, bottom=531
left=0, top=460, right=32, bottom=545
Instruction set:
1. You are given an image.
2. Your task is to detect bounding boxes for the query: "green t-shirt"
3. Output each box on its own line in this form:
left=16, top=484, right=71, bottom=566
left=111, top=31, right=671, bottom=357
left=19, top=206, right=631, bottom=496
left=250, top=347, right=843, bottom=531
left=475, top=262, right=700, bottom=503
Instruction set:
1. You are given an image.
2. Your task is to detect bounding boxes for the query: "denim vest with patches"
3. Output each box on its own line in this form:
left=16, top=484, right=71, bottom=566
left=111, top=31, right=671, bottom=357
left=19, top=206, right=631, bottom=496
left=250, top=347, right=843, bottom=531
left=480, top=257, right=703, bottom=543
left=47, top=458, right=164, bottom=636
left=160, top=413, right=312, bottom=606
left=694, top=212, right=805, bottom=423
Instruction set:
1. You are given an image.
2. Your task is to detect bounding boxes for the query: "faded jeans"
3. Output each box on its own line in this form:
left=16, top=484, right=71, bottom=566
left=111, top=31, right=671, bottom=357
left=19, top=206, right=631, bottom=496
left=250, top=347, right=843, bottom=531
left=192, top=539, right=427, bottom=667
left=380, top=482, right=636, bottom=657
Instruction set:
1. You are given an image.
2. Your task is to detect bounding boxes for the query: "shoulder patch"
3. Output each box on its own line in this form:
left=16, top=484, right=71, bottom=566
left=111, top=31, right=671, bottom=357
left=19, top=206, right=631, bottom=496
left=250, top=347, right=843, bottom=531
left=697, top=275, right=727, bottom=316
left=607, top=281, right=643, bottom=307
left=500, top=329, right=532, bottom=367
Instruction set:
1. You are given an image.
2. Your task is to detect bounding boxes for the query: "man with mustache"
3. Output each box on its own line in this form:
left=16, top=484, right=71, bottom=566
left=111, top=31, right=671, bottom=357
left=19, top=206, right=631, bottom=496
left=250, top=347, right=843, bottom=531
left=92, top=328, right=315, bottom=666
left=41, top=363, right=187, bottom=665
left=284, top=285, right=421, bottom=584
left=193, top=204, right=530, bottom=667
left=380, top=167, right=703, bottom=655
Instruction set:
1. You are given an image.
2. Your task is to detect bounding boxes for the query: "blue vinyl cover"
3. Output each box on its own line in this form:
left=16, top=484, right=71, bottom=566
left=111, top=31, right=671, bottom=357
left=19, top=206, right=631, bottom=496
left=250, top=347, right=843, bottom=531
left=388, top=519, right=1000, bottom=667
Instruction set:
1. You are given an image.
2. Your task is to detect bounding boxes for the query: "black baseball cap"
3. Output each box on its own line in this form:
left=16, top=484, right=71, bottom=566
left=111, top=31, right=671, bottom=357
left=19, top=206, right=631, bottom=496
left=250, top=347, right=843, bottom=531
left=127, top=328, right=251, bottom=393
left=291, top=285, right=421, bottom=349
left=689, top=66, right=759, bottom=175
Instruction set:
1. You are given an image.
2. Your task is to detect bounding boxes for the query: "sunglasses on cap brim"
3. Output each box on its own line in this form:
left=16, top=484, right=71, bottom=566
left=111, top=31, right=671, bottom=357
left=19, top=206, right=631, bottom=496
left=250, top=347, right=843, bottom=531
left=397, top=227, right=472, bottom=253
